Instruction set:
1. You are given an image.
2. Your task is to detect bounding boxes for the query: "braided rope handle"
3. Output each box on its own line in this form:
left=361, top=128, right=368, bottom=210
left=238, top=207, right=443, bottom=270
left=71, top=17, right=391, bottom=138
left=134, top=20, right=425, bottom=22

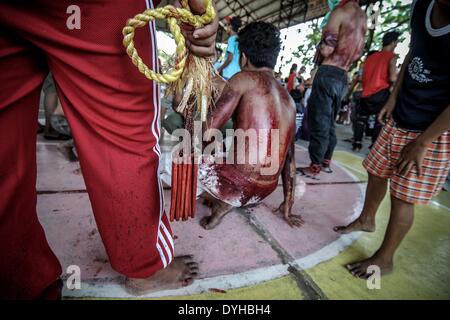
left=122, top=1, right=216, bottom=84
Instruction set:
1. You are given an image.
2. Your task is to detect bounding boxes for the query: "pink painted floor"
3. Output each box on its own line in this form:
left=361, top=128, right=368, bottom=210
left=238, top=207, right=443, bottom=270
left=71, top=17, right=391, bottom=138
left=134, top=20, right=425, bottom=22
left=36, top=141, right=363, bottom=295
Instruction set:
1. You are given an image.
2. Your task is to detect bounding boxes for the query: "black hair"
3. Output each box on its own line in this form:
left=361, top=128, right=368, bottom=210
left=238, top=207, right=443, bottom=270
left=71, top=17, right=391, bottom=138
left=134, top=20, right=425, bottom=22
left=238, top=22, right=281, bottom=69
left=382, top=31, right=400, bottom=47
left=290, top=63, right=298, bottom=73
left=230, top=17, right=242, bottom=33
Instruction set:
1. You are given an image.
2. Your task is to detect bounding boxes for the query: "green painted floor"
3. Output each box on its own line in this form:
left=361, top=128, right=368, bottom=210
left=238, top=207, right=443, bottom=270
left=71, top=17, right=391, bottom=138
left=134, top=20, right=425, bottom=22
left=163, top=151, right=450, bottom=300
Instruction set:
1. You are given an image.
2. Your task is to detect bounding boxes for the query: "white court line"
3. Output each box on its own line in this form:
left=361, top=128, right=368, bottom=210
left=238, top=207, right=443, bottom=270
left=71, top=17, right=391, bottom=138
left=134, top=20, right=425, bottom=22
left=63, top=150, right=366, bottom=299
left=63, top=231, right=363, bottom=299
left=430, top=200, right=450, bottom=212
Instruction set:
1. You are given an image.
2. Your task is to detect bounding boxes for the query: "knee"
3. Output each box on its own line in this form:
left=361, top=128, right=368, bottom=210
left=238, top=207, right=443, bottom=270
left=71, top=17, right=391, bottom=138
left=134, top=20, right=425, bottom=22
left=390, top=195, right=415, bottom=221
left=390, top=194, right=414, bottom=208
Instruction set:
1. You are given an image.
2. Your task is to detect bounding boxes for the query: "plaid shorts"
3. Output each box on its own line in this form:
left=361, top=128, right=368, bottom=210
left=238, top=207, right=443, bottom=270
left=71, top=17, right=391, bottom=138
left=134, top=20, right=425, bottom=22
left=363, top=120, right=450, bottom=204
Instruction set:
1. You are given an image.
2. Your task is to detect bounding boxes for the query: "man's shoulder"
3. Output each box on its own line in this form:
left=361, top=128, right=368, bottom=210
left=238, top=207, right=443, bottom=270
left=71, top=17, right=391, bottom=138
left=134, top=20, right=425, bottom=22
left=340, top=2, right=365, bottom=17
left=227, top=71, right=254, bottom=91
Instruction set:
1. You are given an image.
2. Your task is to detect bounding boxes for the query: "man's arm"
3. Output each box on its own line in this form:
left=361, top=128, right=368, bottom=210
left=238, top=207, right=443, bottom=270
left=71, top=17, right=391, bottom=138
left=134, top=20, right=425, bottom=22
left=204, top=75, right=243, bottom=139
left=217, top=53, right=233, bottom=75
left=319, top=9, right=342, bottom=58
left=378, top=52, right=410, bottom=124
left=346, top=73, right=361, bottom=100
left=389, top=55, right=398, bottom=84
left=397, top=105, right=450, bottom=176
left=177, top=0, right=219, bottom=57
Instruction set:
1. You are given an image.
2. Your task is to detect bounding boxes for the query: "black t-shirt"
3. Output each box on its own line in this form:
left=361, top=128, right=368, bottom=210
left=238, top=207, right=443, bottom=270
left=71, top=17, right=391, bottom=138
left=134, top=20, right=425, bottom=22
left=393, top=0, right=450, bottom=131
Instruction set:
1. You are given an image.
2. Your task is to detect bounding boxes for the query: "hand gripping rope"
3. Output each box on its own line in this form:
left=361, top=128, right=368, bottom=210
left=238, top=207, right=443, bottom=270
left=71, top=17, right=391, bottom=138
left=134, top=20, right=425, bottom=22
left=123, top=0, right=217, bottom=221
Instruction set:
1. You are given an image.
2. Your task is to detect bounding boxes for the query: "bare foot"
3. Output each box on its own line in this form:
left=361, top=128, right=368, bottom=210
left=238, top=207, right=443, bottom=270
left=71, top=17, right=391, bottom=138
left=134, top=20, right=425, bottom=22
left=200, top=201, right=233, bottom=230
left=125, top=256, right=199, bottom=296
left=346, top=255, right=393, bottom=279
left=334, top=216, right=375, bottom=234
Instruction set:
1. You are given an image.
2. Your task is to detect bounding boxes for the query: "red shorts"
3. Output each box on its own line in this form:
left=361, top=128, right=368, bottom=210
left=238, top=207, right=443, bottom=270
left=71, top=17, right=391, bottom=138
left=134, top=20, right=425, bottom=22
left=363, top=120, right=450, bottom=204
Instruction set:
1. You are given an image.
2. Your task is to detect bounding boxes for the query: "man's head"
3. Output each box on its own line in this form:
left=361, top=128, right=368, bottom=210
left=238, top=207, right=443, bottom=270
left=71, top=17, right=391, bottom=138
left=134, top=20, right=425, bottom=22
left=382, top=31, right=400, bottom=50
left=299, top=66, right=306, bottom=74
left=225, top=16, right=242, bottom=35
left=238, top=22, right=281, bottom=70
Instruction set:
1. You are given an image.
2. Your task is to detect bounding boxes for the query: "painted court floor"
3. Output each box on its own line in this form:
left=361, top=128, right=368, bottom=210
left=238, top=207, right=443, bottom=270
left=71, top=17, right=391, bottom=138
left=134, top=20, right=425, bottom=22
left=36, top=137, right=450, bottom=300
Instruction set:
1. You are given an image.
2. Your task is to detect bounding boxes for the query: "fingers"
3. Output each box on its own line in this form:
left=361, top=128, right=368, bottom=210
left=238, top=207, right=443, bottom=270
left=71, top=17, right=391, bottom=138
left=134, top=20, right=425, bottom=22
left=396, top=157, right=407, bottom=175
left=377, top=110, right=386, bottom=125
left=285, top=215, right=304, bottom=228
left=377, top=109, right=391, bottom=125
left=185, top=34, right=216, bottom=58
left=416, top=161, right=423, bottom=176
left=193, top=19, right=218, bottom=40
left=187, top=0, right=207, bottom=14
left=176, top=0, right=218, bottom=58
left=400, top=161, right=414, bottom=176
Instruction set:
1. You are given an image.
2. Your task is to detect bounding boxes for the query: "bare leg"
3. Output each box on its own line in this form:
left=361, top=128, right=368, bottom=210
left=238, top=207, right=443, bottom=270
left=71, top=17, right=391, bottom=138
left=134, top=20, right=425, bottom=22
left=346, top=195, right=414, bottom=278
left=125, top=255, right=199, bottom=295
left=200, top=194, right=233, bottom=230
left=43, top=92, right=58, bottom=135
left=334, top=173, right=387, bottom=234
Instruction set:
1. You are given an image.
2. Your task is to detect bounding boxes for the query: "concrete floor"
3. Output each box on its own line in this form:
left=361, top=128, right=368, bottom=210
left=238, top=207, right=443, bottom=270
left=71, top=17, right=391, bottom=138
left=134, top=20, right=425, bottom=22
left=35, top=128, right=450, bottom=300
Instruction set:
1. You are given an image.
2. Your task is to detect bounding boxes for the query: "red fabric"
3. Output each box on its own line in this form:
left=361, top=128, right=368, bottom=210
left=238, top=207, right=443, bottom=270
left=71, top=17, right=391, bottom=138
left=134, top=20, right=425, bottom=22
left=287, top=72, right=297, bottom=92
left=362, top=51, right=395, bottom=98
left=0, top=0, right=174, bottom=299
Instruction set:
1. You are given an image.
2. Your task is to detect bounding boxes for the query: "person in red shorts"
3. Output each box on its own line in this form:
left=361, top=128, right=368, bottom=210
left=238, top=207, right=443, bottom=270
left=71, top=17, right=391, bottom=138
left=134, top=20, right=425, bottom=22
left=0, top=0, right=218, bottom=298
left=334, top=0, right=450, bottom=278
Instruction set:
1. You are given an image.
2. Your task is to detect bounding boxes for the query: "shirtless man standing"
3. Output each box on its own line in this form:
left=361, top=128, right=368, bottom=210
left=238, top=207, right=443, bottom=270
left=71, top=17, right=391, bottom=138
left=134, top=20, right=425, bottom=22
left=302, top=0, right=367, bottom=177
left=198, top=22, right=302, bottom=229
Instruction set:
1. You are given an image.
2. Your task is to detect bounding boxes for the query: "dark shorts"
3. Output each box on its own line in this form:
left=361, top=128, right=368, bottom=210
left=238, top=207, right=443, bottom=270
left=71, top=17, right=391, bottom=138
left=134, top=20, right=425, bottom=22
left=360, top=88, right=390, bottom=115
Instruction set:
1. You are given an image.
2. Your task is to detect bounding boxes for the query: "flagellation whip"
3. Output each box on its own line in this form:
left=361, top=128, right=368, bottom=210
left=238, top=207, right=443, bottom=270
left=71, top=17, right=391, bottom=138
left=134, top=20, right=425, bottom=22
left=122, top=0, right=217, bottom=221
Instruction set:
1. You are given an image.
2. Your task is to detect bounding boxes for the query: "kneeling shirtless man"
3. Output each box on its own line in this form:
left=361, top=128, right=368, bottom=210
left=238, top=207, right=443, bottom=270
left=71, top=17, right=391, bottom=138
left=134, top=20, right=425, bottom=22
left=198, top=22, right=302, bottom=229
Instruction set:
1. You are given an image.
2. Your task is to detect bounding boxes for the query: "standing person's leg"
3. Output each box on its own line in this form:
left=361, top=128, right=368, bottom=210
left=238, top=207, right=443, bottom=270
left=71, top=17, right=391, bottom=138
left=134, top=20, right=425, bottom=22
left=346, top=196, right=414, bottom=278
left=335, top=120, right=396, bottom=234
left=306, top=70, right=333, bottom=175
left=334, top=173, right=387, bottom=233
left=0, top=26, right=62, bottom=299
left=42, top=74, right=59, bottom=138
left=322, top=77, right=347, bottom=172
left=344, top=124, right=449, bottom=278
left=322, top=97, right=338, bottom=173
left=353, top=99, right=368, bottom=151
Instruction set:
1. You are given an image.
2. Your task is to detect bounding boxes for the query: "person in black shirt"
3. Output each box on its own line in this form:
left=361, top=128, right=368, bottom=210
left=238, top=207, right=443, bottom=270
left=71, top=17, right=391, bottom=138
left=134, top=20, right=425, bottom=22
left=334, top=0, right=450, bottom=278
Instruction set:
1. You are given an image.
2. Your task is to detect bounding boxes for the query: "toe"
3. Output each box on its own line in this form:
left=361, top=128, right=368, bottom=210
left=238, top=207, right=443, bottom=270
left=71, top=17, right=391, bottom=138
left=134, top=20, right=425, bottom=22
left=351, top=268, right=364, bottom=277
left=179, top=255, right=195, bottom=264
left=182, top=278, right=194, bottom=287
left=346, top=262, right=360, bottom=271
left=187, top=262, right=199, bottom=272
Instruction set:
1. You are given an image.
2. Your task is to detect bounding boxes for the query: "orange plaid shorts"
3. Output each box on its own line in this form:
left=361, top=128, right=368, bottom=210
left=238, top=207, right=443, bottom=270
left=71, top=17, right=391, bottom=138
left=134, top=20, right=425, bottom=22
left=363, top=120, right=450, bottom=204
